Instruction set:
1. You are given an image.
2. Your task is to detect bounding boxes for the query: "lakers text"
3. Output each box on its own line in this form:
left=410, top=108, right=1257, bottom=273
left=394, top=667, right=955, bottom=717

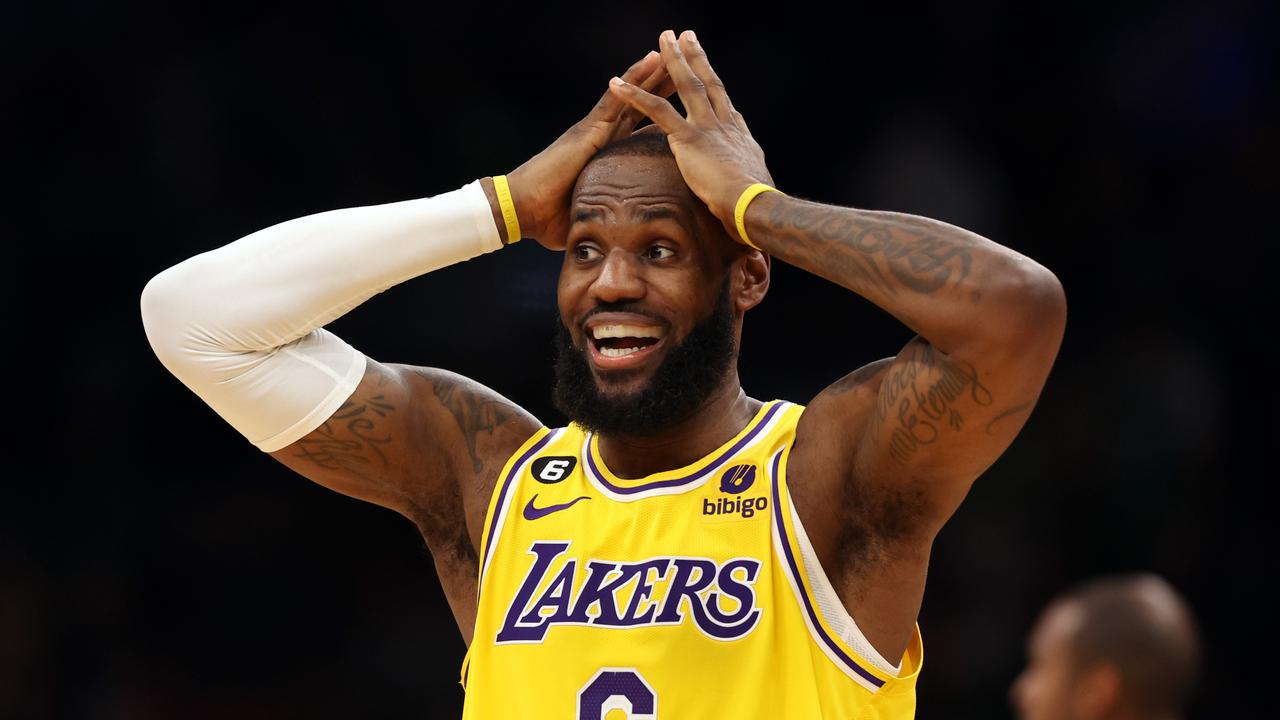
left=496, top=541, right=763, bottom=643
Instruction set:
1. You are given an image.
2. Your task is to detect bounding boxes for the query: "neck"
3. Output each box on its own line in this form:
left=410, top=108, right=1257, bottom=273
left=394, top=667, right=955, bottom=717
left=595, top=374, right=762, bottom=479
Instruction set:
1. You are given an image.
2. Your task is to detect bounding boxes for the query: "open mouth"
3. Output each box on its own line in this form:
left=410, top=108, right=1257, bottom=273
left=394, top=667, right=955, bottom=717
left=587, top=323, right=668, bottom=370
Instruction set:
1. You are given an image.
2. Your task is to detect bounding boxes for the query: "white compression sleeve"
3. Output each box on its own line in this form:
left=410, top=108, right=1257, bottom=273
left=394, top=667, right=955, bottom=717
left=140, top=178, right=504, bottom=452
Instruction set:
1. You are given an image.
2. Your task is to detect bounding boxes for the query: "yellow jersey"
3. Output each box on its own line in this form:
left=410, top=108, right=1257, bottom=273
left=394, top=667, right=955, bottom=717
left=461, top=399, right=922, bottom=719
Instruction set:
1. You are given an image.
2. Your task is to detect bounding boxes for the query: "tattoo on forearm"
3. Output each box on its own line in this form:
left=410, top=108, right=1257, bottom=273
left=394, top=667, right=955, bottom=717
left=431, top=380, right=520, bottom=473
left=291, top=394, right=395, bottom=480
left=868, top=342, right=993, bottom=464
left=764, top=198, right=973, bottom=297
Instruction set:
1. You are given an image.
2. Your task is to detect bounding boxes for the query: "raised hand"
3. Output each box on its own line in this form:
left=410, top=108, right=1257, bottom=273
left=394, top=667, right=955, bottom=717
left=507, top=51, right=677, bottom=251
left=606, top=29, right=775, bottom=244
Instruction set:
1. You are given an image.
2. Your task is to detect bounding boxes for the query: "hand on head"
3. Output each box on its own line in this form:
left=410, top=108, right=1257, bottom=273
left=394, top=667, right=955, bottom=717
left=506, top=50, right=677, bottom=251
left=607, top=30, right=775, bottom=244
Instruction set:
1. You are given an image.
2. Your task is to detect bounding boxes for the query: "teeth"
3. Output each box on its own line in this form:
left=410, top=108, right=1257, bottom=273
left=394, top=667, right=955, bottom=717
left=601, top=346, right=646, bottom=358
left=591, top=324, right=665, bottom=340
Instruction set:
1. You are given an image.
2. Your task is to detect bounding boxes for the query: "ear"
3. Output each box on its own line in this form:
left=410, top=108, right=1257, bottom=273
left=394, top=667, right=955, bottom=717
left=1075, top=663, right=1123, bottom=718
left=731, top=248, right=770, bottom=314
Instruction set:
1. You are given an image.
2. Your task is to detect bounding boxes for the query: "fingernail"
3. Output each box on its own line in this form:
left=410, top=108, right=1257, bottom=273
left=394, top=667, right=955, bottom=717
left=610, top=76, right=627, bottom=88
left=689, top=30, right=698, bottom=43
left=663, top=30, right=676, bottom=44
left=645, top=50, right=658, bottom=59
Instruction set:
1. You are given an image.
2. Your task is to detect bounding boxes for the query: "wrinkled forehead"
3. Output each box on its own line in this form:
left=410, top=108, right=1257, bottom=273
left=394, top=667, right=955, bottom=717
left=570, top=156, right=702, bottom=228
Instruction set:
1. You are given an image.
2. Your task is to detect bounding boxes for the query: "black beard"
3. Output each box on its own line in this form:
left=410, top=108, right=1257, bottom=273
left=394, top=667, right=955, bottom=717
left=552, top=278, right=737, bottom=437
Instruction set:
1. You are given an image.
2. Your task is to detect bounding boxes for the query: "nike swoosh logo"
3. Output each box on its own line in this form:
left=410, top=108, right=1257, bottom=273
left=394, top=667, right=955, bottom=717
left=523, top=494, right=591, bottom=521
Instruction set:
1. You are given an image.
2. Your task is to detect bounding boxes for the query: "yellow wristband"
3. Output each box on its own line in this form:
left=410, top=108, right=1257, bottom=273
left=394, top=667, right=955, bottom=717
left=492, top=175, right=522, bottom=245
left=734, top=183, right=780, bottom=251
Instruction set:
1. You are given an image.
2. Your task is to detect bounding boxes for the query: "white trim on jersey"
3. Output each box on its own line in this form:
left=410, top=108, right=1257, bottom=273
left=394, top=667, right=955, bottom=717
left=768, top=447, right=902, bottom=693
left=789, top=490, right=903, bottom=675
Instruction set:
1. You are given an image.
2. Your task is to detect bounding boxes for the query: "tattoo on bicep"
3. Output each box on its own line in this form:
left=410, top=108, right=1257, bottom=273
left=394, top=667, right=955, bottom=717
left=867, top=343, right=993, bottom=464
left=431, top=380, right=520, bottom=473
left=290, top=394, right=395, bottom=480
left=985, top=402, right=1033, bottom=435
left=825, top=360, right=893, bottom=397
left=764, top=199, right=973, bottom=297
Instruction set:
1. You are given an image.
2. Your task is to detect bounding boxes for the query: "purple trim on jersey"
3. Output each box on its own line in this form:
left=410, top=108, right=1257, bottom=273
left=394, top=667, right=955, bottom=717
left=770, top=451, right=886, bottom=689
left=586, top=401, right=784, bottom=495
left=479, top=428, right=559, bottom=588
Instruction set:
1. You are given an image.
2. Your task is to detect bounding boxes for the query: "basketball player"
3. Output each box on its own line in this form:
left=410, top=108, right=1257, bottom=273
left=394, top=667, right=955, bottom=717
left=1011, top=574, right=1201, bottom=720
left=142, top=29, right=1066, bottom=718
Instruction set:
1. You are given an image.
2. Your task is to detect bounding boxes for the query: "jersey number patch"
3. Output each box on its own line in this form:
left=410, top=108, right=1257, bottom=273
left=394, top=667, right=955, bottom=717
left=532, top=456, right=577, bottom=484
left=577, top=668, right=656, bottom=720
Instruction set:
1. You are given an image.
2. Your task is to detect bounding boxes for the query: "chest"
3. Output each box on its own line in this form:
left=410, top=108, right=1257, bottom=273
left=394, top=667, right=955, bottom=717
left=485, top=446, right=781, bottom=636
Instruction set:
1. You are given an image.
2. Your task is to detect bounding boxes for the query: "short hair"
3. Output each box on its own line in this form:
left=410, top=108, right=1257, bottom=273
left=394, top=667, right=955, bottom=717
left=1059, top=573, right=1201, bottom=715
left=588, top=127, right=674, bottom=164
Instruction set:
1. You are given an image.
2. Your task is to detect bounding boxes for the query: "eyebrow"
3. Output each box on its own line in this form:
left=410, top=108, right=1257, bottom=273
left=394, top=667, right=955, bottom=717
left=571, top=206, right=687, bottom=226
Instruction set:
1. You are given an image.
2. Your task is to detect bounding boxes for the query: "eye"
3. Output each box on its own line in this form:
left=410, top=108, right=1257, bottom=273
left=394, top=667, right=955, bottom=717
left=572, top=242, right=602, bottom=261
left=646, top=244, right=675, bottom=260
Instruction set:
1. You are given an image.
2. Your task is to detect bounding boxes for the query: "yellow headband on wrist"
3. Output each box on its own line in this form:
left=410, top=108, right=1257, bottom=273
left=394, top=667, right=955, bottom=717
left=734, top=182, right=780, bottom=251
left=492, top=175, right=522, bottom=245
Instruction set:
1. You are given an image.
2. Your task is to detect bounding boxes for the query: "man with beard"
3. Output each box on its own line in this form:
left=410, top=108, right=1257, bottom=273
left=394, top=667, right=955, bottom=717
left=551, top=269, right=737, bottom=437
left=142, top=30, right=1065, bottom=719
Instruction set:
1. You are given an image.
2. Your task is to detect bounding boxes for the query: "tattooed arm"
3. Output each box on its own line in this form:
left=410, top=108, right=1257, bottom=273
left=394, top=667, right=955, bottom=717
left=610, top=29, right=1066, bottom=539
left=612, top=30, right=1065, bottom=527
left=260, top=50, right=678, bottom=540
left=267, top=358, right=540, bottom=641
left=267, top=359, right=538, bottom=544
left=138, top=50, right=679, bottom=641
left=751, top=195, right=1065, bottom=661
left=749, top=194, right=1066, bottom=532
left=609, top=29, right=1066, bottom=661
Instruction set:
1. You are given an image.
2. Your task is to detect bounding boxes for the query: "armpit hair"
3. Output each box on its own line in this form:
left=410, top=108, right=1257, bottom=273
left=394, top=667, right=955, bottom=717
left=836, top=470, right=930, bottom=576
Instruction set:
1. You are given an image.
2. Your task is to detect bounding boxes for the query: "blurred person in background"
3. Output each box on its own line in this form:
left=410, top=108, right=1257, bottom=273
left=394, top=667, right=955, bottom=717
left=1011, top=573, right=1201, bottom=720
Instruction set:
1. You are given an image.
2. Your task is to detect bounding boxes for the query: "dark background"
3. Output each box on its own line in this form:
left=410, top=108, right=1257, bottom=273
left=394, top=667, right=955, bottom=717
left=6, top=0, right=1274, bottom=717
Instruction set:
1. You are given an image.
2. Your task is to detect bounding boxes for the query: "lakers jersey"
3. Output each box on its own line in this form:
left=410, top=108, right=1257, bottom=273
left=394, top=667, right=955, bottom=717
left=460, top=399, right=923, bottom=719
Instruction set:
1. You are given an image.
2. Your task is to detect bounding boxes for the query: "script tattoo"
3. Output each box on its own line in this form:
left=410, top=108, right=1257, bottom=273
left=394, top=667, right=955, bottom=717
left=868, top=342, right=993, bottom=464
left=764, top=198, right=973, bottom=298
left=431, top=378, right=520, bottom=473
left=291, top=393, right=395, bottom=481
left=985, top=402, right=1033, bottom=435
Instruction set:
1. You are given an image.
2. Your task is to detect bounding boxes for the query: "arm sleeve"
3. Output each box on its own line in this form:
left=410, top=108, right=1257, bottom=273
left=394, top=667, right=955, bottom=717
left=140, top=178, right=504, bottom=452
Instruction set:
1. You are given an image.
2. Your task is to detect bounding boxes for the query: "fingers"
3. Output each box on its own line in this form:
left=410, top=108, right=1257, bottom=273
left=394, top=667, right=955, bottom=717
left=656, top=29, right=716, bottom=123
left=675, top=30, right=736, bottom=123
left=592, top=50, right=663, bottom=124
left=608, top=75, right=687, bottom=135
left=652, top=72, right=678, bottom=102
left=612, top=57, right=674, bottom=140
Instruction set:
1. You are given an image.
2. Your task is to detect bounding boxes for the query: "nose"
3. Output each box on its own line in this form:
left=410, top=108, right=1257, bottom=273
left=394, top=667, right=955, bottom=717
left=589, top=248, right=646, bottom=304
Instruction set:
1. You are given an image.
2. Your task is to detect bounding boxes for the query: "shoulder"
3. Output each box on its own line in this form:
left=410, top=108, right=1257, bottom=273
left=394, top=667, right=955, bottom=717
left=398, top=365, right=544, bottom=444
left=392, top=364, right=546, bottom=537
left=791, top=357, right=895, bottom=463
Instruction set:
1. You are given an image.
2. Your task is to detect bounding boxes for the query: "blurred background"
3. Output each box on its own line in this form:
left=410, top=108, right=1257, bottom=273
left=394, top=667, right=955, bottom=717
left=5, top=0, right=1274, bottom=717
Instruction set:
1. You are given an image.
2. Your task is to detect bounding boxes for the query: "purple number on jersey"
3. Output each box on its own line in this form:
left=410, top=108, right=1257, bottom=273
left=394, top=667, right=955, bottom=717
left=577, top=668, right=657, bottom=720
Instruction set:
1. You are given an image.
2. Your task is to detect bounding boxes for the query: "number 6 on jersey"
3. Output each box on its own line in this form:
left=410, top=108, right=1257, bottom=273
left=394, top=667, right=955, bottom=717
left=577, top=668, right=657, bottom=720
